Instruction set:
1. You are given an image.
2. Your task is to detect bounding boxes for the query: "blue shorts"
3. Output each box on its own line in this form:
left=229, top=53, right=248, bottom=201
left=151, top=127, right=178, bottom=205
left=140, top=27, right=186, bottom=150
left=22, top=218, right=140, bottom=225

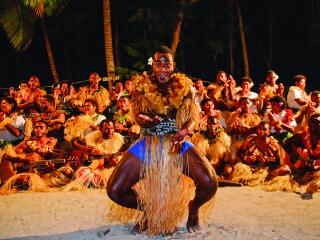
left=128, top=136, right=194, bottom=162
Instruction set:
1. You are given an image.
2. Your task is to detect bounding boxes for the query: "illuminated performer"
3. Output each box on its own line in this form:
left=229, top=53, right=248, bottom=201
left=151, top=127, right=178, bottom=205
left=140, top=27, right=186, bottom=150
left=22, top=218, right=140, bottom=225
left=107, top=46, right=218, bottom=234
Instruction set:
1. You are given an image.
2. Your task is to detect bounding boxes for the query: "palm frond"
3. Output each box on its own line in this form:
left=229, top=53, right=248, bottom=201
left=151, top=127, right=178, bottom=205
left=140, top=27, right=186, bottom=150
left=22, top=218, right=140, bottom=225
left=22, top=0, right=68, bottom=17
left=0, top=0, right=36, bottom=51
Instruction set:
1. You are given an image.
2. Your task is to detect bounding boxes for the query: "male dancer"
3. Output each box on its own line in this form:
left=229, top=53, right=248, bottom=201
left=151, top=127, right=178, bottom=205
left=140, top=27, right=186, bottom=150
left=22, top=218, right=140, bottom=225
left=107, top=46, right=217, bottom=233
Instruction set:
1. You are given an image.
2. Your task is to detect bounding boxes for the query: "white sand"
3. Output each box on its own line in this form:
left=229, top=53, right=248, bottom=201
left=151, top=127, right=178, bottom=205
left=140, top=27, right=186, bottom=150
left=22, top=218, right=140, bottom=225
left=0, top=187, right=319, bottom=240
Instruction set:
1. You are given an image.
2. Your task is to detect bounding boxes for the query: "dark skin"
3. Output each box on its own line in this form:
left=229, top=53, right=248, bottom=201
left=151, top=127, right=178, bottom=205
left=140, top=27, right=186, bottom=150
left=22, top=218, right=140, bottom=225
left=0, top=100, right=22, bottom=137
left=285, top=114, right=320, bottom=170
left=72, top=121, right=119, bottom=166
left=2, top=122, right=55, bottom=171
left=107, top=51, right=218, bottom=233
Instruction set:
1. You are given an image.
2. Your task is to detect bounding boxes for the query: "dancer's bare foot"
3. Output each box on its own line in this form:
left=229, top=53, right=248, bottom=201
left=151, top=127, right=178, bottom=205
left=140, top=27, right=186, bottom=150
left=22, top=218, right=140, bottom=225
left=131, top=213, right=147, bottom=234
left=186, top=200, right=200, bottom=233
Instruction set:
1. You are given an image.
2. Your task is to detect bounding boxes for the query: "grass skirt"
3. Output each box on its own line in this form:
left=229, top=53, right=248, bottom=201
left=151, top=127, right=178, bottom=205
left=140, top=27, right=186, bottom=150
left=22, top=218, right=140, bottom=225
left=231, top=162, right=299, bottom=191
left=63, top=167, right=113, bottom=191
left=0, top=173, right=50, bottom=194
left=136, top=135, right=189, bottom=235
left=107, top=135, right=208, bottom=235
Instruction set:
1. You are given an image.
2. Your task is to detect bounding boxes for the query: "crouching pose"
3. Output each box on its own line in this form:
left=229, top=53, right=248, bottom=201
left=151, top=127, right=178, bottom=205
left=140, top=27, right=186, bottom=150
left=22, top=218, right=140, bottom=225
left=107, top=46, right=218, bottom=235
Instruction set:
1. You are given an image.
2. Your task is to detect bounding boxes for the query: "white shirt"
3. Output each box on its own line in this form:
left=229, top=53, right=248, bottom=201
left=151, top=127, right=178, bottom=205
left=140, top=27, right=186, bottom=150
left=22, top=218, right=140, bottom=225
left=0, top=115, right=26, bottom=142
left=287, top=86, right=306, bottom=110
left=234, top=91, right=258, bottom=101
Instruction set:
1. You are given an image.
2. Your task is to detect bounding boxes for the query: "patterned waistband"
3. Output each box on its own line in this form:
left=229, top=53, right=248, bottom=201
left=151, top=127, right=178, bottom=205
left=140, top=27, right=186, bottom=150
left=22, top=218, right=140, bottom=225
left=141, top=120, right=178, bottom=136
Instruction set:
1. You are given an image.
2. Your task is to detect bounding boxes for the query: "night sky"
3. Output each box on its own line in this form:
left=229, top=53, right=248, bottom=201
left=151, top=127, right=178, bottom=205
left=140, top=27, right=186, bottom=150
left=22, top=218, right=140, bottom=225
left=0, top=0, right=319, bottom=92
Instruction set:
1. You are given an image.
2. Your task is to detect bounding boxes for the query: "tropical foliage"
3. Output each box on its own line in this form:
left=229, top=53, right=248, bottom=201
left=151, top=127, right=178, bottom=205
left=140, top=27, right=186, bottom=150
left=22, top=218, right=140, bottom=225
left=0, top=0, right=36, bottom=51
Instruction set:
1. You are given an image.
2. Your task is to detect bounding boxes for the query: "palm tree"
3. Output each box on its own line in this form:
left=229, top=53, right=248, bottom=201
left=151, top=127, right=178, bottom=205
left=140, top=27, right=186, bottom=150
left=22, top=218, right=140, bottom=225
left=235, top=0, right=249, bottom=77
left=103, top=0, right=116, bottom=90
left=0, top=0, right=36, bottom=51
left=170, top=0, right=185, bottom=54
left=0, top=0, right=68, bottom=84
left=227, top=0, right=235, bottom=75
left=170, top=0, right=198, bottom=55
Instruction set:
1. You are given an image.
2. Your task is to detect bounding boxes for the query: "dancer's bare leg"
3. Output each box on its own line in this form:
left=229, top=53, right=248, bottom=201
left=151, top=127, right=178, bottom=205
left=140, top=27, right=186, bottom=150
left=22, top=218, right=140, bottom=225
left=106, top=152, right=146, bottom=232
left=182, top=146, right=218, bottom=232
left=107, top=152, right=141, bottom=208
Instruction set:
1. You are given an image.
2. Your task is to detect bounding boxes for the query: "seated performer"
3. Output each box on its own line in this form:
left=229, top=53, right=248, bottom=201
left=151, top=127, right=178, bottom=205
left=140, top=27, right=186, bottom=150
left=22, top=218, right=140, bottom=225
left=72, top=72, right=111, bottom=113
left=107, top=45, right=217, bottom=234
left=53, top=80, right=75, bottom=117
left=191, top=116, right=231, bottom=177
left=72, top=119, right=125, bottom=169
left=113, top=96, right=140, bottom=147
left=194, top=79, right=209, bottom=108
left=295, top=91, right=320, bottom=131
left=0, top=120, right=59, bottom=182
left=238, top=121, right=290, bottom=176
left=287, top=74, right=309, bottom=112
left=18, top=75, right=46, bottom=110
left=234, top=76, right=258, bottom=102
left=226, top=97, right=261, bottom=163
left=206, top=71, right=235, bottom=111
left=0, top=97, right=26, bottom=145
left=263, top=70, right=284, bottom=97
left=267, top=96, right=296, bottom=144
left=234, top=77, right=258, bottom=112
left=284, top=113, right=320, bottom=172
left=64, top=98, right=106, bottom=142
left=37, top=94, right=66, bottom=140
left=198, top=99, right=221, bottom=131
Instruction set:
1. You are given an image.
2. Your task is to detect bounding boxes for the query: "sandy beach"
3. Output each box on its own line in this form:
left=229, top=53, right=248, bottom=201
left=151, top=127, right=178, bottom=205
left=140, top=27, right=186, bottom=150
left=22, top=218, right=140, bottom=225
left=0, top=186, right=319, bottom=240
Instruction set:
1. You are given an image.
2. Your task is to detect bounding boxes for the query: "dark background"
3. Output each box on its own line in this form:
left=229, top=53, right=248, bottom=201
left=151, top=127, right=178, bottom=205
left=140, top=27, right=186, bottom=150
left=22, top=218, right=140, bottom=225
left=0, top=0, right=319, bottom=93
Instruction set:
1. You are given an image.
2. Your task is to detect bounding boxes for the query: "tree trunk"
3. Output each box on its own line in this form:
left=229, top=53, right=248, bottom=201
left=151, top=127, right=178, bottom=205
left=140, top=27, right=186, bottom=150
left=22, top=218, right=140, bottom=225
left=235, top=0, right=250, bottom=77
left=268, top=22, right=273, bottom=68
left=62, top=32, right=72, bottom=81
left=114, top=0, right=120, bottom=67
left=228, top=0, right=235, bottom=75
left=40, top=17, right=59, bottom=84
left=103, top=0, right=115, bottom=90
left=170, top=0, right=185, bottom=54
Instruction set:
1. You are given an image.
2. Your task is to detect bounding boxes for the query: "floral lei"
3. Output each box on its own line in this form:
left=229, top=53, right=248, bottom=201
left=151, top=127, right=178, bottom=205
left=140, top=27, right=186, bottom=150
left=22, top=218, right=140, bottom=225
left=133, top=72, right=193, bottom=115
left=281, top=109, right=294, bottom=125
left=26, top=138, right=57, bottom=153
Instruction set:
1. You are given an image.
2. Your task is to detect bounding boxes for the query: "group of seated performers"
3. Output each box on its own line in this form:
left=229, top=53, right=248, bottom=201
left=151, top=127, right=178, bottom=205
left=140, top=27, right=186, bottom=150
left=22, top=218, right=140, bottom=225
left=0, top=69, right=319, bottom=194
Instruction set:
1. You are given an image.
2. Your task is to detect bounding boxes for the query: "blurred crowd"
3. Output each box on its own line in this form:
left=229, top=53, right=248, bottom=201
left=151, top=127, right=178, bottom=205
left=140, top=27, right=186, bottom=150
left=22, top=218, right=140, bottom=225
left=0, top=70, right=319, bottom=194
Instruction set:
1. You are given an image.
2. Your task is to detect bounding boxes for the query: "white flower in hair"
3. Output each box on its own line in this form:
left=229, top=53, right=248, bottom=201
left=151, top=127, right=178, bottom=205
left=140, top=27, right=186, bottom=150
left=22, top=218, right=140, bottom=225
left=147, top=57, right=153, bottom=66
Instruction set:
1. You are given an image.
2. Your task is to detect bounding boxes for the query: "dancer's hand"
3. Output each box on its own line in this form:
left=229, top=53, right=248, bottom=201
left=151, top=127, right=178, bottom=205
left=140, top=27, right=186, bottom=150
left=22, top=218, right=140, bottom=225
left=137, top=114, right=162, bottom=128
left=172, top=128, right=190, bottom=145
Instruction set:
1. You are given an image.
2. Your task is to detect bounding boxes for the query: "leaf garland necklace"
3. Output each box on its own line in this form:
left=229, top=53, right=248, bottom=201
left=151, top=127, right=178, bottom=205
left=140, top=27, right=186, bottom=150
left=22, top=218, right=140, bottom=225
left=134, top=72, right=193, bottom=115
